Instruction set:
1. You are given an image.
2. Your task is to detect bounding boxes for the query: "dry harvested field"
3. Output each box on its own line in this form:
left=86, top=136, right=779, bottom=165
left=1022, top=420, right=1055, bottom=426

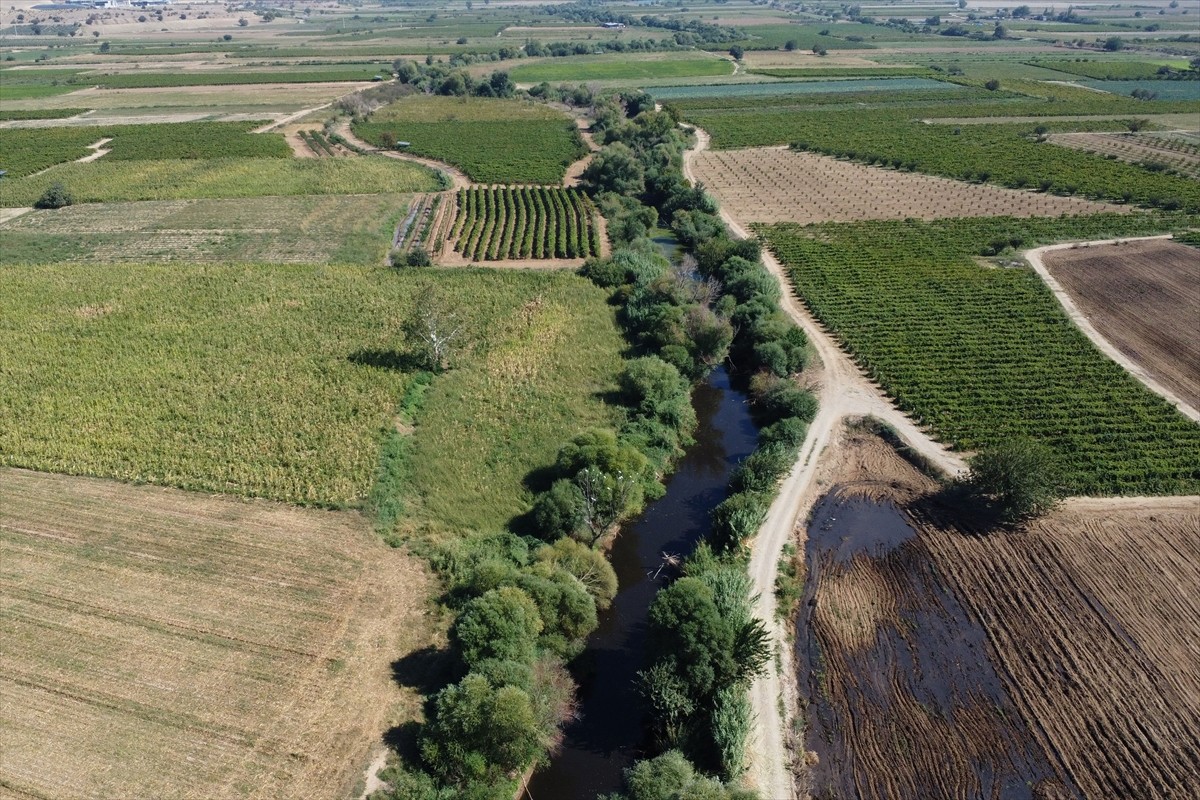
left=796, top=431, right=1200, bottom=799
left=1, top=83, right=365, bottom=114
left=1042, top=239, right=1200, bottom=410
left=693, top=147, right=1124, bottom=224
left=1049, top=131, right=1200, bottom=180
left=0, top=468, right=435, bottom=800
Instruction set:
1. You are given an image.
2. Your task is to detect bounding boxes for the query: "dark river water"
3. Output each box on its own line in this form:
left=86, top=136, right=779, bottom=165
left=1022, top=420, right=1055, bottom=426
left=525, top=366, right=759, bottom=799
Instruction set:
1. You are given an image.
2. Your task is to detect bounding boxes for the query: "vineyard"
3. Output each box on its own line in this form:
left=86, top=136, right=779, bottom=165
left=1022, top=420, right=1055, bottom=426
left=353, top=95, right=587, bottom=185
left=0, top=156, right=439, bottom=205
left=1026, top=58, right=1195, bottom=81
left=1049, top=131, right=1200, bottom=180
left=0, top=122, right=289, bottom=178
left=686, top=105, right=1200, bottom=210
left=447, top=186, right=602, bottom=261
left=647, top=77, right=960, bottom=101
left=759, top=214, right=1200, bottom=495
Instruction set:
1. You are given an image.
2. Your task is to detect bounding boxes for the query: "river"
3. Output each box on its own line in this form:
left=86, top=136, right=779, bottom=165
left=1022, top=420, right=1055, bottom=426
left=525, top=366, right=759, bottom=799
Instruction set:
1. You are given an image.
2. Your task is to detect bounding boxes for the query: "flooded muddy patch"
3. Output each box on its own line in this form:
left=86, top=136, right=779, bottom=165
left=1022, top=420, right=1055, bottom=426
left=795, top=489, right=1070, bottom=800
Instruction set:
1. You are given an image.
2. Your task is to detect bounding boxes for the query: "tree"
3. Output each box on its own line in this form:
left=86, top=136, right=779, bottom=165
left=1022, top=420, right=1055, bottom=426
left=582, top=142, right=646, bottom=196
left=421, top=674, right=542, bottom=784
left=238, top=17, right=248, bottom=26
left=619, top=356, right=695, bottom=432
left=784, top=39, right=797, bottom=51
left=98, top=40, right=109, bottom=52
left=536, top=537, right=618, bottom=610
left=453, top=586, right=543, bottom=666
left=532, top=479, right=585, bottom=541
left=576, top=466, right=638, bottom=546
left=34, top=182, right=72, bottom=209
left=728, top=45, right=744, bottom=60
left=984, top=78, right=1001, bottom=90
left=404, top=286, right=464, bottom=372
left=1104, top=36, right=1124, bottom=51
left=967, top=437, right=1061, bottom=523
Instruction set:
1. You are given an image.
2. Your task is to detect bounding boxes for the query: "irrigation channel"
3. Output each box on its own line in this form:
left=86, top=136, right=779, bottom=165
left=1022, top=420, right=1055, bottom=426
left=795, top=491, right=1065, bottom=798
left=526, top=366, right=759, bottom=799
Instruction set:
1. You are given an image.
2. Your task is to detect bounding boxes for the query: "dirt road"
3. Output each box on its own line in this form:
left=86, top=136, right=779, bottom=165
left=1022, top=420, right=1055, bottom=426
left=683, top=125, right=967, bottom=800
left=1025, top=236, right=1200, bottom=424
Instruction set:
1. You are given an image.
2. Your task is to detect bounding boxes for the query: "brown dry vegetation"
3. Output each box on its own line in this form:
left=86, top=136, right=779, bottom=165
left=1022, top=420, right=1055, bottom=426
left=0, top=468, right=438, bottom=800
left=797, top=429, right=1200, bottom=799
left=1050, top=131, right=1200, bottom=180
left=692, top=147, right=1125, bottom=224
left=1042, top=239, right=1200, bottom=409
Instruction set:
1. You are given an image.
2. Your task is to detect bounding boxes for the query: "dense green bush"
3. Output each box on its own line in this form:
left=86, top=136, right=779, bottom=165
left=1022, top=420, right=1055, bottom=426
left=34, top=182, right=72, bottom=209
left=453, top=586, right=543, bottom=667
left=710, top=492, right=770, bottom=554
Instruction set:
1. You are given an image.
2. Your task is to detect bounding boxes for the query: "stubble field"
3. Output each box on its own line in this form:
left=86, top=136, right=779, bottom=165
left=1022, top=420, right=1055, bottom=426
left=1041, top=238, right=1200, bottom=410
left=798, top=430, right=1200, bottom=799
left=0, top=468, right=436, bottom=800
left=693, top=147, right=1125, bottom=224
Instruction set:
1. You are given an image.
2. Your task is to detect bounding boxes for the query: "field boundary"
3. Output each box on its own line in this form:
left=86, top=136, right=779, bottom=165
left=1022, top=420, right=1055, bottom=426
left=1025, top=236, right=1200, bottom=424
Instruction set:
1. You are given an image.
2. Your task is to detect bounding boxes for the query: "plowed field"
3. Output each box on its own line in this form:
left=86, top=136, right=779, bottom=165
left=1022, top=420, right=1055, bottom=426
left=1042, top=239, right=1200, bottom=410
left=796, top=431, right=1200, bottom=799
left=692, top=147, right=1125, bottom=224
left=0, top=468, right=435, bottom=800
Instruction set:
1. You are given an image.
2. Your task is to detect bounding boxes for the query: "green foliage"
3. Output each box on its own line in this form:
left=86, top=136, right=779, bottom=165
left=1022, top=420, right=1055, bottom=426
left=33, top=182, right=72, bottom=209
left=710, top=492, right=770, bottom=554
left=582, top=142, right=647, bottom=196
left=608, top=749, right=759, bottom=800
left=620, top=356, right=697, bottom=433
left=729, top=442, right=795, bottom=494
left=968, top=437, right=1062, bottom=522
left=509, top=55, right=733, bottom=83
left=354, top=96, right=586, bottom=184
left=0, top=157, right=439, bottom=205
left=421, top=674, right=542, bottom=785
left=0, top=123, right=288, bottom=179
left=454, top=586, right=543, bottom=667
left=711, top=687, right=752, bottom=780
left=1026, top=58, right=1185, bottom=80
left=449, top=187, right=601, bottom=261
left=535, top=537, right=618, bottom=610
left=531, top=479, right=585, bottom=541
left=0, top=107, right=89, bottom=121
left=759, top=215, right=1200, bottom=495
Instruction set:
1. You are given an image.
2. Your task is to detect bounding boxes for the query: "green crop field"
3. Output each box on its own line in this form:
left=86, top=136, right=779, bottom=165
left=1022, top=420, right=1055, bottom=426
left=0, top=157, right=439, bottom=205
left=0, top=263, right=623, bottom=525
left=748, top=67, right=935, bottom=79
left=760, top=214, right=1200, bottom=496
left=0, top=122, right=288, bottom=178
left=508, top=54, right=733, bottom=83
left=0, top=194, right=413, bottom=265
left=1026, top=59, right=1196, bottom=81
left=682, top=92, right=1200, bottom=210
left=449, top=186, right=601, bottom=261
left=0, top=108, right=89, bottom=121
left=84, top=66, right=389, bottom=89
left=648, top=77, right=961, bottom=100
left=353, top=95, right=586, bottom=184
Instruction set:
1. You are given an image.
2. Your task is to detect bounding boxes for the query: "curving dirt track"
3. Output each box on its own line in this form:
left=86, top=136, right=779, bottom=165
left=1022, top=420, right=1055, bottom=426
left=683, top=124, right=967, bottom=800
left=334, top=121, right=471, bottom=191
left=1028, top=237, right=1200, bottom=422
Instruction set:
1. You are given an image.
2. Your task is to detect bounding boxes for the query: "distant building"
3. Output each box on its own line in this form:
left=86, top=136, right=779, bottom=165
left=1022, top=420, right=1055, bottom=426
left=601, top=22, right=625, bottom=29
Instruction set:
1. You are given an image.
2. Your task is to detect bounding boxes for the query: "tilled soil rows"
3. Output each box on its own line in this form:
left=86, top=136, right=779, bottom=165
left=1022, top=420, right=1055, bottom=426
left=692, top=147, right=1125, bottom=224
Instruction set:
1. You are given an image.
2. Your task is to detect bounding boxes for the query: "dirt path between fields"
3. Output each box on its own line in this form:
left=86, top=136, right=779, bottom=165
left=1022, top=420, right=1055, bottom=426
left=0, top=207, right=33, bottom=224
left=1025, top=236, right=1200, bottom=424
left=76, top=137, right=112, bottom=163
left=563, top=117, right=600, bottom=188
left=253, top=103, right=332, bottom=134
left=334, top=121, right=471, bottom=190
left=683, top=124, right=968, bottom=800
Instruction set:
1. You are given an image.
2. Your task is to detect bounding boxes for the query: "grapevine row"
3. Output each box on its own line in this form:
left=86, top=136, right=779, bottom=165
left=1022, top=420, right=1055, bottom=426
left=449, top=186, right=602, bottom=261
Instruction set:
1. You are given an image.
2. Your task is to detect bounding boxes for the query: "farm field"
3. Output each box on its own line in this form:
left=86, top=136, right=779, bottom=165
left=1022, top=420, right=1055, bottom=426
left=1049, top=130, right=1200, bottom=180
left=352, top=94, right=586, bottom=185
left=509, top=53, right=733, bottom=84
left=692, top=147, right=1123, bottom=224
left=447, top=186, right=602, bottom=262
left=0, top=194, right=413, bottom=265
left=647, top=76, right=961, bottom=100
left=0, top=156, right=439, bottom=205
left=1041, top=239, right=1200, bottom=410
left=0, top=263, right=623, bottom=518
left=759, top=214, right=1200, bottom=495
left=0, top=467, right=435, bottom=800
left=796, top=430, right=1200, bottom=799
left=0, top=82, right=367, bottom=116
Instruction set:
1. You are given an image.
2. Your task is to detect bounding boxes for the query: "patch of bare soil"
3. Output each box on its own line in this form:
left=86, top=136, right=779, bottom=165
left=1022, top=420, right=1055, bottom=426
left=1040, top=238, right=1200, bottom=412
left=692, top=147, right=1125, bottom=224
left=794, top=431, right=1200, bottom=799
left=0, top=468, right=438, bottom=800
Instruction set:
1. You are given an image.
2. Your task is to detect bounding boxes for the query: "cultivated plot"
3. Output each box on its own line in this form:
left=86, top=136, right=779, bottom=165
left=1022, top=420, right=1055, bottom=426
left=1041, top=238, right=1200, bottom=410
left=693, top=147, right=1124, bottom=224
left=0, top=468, right=434, bottom=800
left=1049, top=131, right=1200, bottom=181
